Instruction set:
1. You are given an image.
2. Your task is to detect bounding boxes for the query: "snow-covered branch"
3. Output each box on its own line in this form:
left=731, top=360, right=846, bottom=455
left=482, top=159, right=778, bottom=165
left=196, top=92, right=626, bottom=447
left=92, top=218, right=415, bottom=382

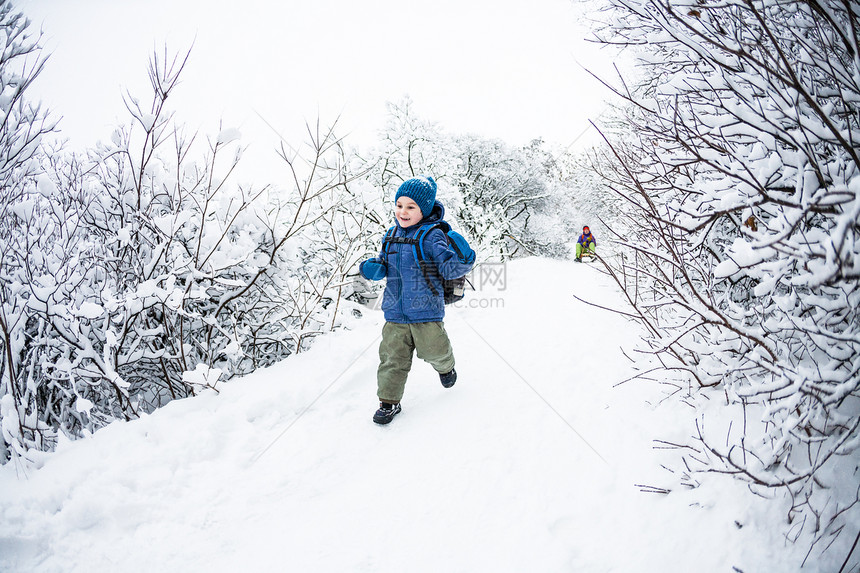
left=590, top=0, right=860, bottom=564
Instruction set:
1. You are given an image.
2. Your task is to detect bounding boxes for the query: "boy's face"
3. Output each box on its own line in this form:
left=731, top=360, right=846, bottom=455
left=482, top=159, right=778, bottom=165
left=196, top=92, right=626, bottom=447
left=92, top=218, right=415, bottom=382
left=395, top=196, right=423, bottom=228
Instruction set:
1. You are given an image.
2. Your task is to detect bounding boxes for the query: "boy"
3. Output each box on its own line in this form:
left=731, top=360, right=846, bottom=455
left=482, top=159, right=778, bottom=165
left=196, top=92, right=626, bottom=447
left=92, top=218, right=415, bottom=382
left=359, top=176, right=475, bottom=424
left=575, top=225, right=597, bottom=262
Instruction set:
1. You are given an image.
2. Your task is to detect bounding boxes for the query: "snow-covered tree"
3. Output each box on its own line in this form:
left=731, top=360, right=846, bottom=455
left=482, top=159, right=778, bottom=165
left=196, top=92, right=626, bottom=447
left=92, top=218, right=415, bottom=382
left=590, top=0, right=860, bottom=564
left=363, top=98, right=574, bottom=260
left=560, top=146, right=624, bottom=242
left=1, top=47, right=374, bottom=461
left=0, top=1, right=57, bottom=460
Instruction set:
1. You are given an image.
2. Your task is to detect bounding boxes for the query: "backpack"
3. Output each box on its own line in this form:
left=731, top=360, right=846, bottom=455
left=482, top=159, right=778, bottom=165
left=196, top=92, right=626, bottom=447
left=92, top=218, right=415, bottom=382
left=382, top=221, right=469, bottom=304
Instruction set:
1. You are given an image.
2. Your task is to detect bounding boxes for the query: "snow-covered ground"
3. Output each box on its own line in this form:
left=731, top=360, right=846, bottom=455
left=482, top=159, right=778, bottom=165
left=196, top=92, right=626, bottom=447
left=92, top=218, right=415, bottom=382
left=0, top=258, right=823, bottom=572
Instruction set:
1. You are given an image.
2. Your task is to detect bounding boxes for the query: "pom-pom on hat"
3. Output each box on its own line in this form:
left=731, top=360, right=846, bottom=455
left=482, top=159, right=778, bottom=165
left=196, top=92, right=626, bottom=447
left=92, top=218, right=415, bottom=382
left=395, top=176, right=437, bottom=217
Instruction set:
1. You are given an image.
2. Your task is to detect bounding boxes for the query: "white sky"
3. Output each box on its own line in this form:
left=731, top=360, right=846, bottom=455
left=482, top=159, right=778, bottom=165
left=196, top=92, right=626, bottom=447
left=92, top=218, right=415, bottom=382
left=19, top=0, right=617, bottom=176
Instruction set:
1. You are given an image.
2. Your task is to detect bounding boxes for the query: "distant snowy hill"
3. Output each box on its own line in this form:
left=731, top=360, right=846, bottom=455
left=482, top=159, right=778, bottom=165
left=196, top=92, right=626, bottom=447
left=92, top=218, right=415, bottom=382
left=0, top=258, right=821, bottom=572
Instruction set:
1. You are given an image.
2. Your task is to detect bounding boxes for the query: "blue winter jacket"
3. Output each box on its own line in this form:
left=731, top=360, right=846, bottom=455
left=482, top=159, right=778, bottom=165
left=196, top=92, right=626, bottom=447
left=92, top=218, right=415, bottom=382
left=368, top=201, right=474, bottom=324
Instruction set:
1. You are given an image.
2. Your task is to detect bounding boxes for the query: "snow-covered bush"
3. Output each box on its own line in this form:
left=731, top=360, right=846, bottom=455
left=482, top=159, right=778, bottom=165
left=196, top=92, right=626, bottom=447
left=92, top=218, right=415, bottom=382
left=561, top=147, right=624, bottom=244
left=0, top=1, right=57, bottom=461
left=1, top=47, right=374, bottom=461
left=591, top=0, right=860, bottom=564
left=448, top=136, right=566, bottom=259
left=362, top=98, right=575, bottom=260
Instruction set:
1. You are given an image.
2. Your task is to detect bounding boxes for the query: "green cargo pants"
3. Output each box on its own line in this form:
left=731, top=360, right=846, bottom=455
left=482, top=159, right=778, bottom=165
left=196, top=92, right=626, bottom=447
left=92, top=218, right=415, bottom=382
left=377, top=321, right=456, bottom=404
left=575, top=241, right=596, bottom=258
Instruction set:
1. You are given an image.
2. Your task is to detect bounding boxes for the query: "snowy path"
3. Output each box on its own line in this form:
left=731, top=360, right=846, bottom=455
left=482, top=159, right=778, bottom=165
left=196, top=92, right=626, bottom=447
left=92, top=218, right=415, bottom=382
left=0, top=258, right=810, bottom=572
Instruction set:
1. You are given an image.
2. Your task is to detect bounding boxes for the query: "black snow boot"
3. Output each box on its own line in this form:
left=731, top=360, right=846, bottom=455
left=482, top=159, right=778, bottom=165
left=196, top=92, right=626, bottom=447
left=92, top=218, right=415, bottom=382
left=440, top=368, right=457, bottom=388
left=373, top=402, right=402, bottom=425
left=574, top=257, right=582, bottom=263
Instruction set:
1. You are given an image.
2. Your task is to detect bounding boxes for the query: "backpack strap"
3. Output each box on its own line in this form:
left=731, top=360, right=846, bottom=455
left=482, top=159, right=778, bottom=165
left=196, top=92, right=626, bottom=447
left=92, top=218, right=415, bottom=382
left=381, top=226, right=403, bottom=262
left=382, top=226, right=397, bottom=246
left=413, top=222, right=452, bottom=296
left=414, top=221, right=450, bottom=262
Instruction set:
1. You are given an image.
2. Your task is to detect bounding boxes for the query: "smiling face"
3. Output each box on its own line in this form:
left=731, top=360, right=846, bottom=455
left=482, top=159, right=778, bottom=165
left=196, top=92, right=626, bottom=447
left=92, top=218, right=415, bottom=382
left=395, top=196, right=423, bottom=228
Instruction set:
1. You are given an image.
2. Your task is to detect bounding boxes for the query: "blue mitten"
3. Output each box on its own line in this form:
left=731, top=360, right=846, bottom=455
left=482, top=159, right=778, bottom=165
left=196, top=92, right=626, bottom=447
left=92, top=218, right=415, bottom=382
left=360, top=257, right=387, bottom=280
left=447, top=231, right=476, bottom=264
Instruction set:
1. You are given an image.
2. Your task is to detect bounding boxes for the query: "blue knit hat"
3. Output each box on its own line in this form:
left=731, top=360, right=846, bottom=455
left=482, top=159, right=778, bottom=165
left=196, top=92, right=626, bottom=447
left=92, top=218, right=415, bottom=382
left=395, top=176, right=437, bottom=217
